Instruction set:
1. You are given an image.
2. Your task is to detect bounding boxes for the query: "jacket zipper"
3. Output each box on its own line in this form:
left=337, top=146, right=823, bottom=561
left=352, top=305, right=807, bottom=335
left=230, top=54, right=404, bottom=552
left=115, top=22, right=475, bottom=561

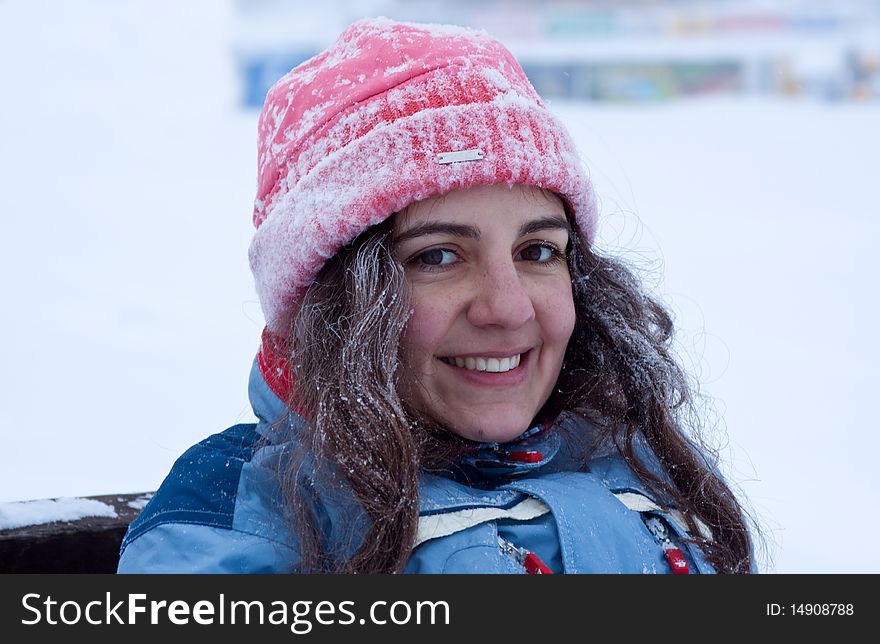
left=644, top=515, right=690, bottom=574
left=498, top=536, right=554, bottom=574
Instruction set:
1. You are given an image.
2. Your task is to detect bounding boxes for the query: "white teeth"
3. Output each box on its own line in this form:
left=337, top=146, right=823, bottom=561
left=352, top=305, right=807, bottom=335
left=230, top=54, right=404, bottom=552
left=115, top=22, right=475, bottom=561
left=442, top=353, right=522, bottom=373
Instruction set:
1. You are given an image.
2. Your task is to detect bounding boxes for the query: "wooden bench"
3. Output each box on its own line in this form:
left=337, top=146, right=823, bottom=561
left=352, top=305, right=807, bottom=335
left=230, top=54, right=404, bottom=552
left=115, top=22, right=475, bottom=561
left=0, top=493, right=152, bottom=573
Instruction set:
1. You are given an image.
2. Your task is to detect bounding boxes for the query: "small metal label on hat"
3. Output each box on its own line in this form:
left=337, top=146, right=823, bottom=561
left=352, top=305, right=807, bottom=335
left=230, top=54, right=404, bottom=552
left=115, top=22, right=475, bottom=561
left=436, top=148, right=484, bottom=164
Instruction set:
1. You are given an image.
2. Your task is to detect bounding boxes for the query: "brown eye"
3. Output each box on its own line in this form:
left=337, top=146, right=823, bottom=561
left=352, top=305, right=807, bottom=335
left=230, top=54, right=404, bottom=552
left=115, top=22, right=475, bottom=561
left=416, top=248, right=456, bottom=266
left=520, top=243, right=555, bottom=262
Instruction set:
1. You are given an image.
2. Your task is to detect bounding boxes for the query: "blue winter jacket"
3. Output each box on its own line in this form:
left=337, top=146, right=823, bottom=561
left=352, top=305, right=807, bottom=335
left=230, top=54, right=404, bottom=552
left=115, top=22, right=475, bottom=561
left=117, top=359, right=717, bottom=574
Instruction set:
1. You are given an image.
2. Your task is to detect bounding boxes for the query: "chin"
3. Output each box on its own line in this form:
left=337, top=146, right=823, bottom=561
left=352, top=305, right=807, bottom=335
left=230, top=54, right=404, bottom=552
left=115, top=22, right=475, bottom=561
left=451, top=417, right=534, bottom=444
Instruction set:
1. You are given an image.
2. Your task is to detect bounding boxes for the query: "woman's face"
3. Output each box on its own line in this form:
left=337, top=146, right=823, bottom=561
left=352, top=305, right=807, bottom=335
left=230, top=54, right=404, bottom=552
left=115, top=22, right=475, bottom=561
left=392, top=184, right=576, bottom=443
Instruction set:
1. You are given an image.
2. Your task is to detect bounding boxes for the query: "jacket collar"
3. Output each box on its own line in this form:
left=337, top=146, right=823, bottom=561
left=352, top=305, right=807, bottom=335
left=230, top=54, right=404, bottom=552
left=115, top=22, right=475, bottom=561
left=446, top=422, right=564, bottom=484
left=248, top=352, right=288, bottom=429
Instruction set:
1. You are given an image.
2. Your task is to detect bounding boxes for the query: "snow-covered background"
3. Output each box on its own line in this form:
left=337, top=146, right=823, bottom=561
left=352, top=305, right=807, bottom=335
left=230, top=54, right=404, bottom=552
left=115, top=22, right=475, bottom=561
left=1, top=0, right=877, bottom=573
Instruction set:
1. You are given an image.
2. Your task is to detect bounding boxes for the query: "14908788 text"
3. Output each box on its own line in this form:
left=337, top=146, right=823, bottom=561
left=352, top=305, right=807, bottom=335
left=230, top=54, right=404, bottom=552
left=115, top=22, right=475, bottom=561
left=766, top=603, right=854, bottom=616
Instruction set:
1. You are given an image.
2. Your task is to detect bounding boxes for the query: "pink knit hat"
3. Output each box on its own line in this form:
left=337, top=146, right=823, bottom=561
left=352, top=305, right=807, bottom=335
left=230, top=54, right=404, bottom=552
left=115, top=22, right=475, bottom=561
left=250, top=17, right=597, bottom=335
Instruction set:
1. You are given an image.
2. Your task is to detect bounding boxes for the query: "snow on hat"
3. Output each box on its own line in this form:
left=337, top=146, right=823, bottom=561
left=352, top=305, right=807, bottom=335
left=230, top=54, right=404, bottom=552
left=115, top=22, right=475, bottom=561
left=249, top=17, right=597, bottom=334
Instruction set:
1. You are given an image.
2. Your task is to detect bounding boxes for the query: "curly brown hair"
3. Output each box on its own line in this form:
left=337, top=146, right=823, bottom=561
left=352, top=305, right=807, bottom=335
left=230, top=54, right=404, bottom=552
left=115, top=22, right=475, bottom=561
left=273, top=209, right=755, bottom=574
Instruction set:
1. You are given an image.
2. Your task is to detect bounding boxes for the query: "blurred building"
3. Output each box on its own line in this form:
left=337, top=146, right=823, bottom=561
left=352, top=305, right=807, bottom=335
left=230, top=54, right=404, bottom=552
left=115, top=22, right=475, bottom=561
left=233, top=0, right=880, bottom=105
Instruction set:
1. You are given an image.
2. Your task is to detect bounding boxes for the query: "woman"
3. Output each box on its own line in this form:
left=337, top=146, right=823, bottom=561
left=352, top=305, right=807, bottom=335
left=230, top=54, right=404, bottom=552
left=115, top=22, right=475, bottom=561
left=117, top=17, right=754, bottom=574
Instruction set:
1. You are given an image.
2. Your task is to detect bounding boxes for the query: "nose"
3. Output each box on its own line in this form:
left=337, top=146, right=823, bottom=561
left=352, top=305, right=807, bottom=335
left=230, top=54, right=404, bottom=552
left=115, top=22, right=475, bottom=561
left=466, top=258, right=535, bottom=329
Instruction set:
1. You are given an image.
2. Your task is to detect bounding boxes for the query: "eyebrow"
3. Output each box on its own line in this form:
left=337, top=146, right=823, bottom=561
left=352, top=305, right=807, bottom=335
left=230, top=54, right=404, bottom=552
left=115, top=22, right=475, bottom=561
left=392, top=215, right=571, bottom=246
left=518, top=216, right=571, bottom=238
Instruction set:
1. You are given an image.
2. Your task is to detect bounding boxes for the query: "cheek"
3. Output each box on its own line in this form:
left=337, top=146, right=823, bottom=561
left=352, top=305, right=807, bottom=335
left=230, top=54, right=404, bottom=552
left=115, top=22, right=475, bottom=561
left=536, top=280, right=576, bottom=345
left=400, top=292, right=453, bottom=364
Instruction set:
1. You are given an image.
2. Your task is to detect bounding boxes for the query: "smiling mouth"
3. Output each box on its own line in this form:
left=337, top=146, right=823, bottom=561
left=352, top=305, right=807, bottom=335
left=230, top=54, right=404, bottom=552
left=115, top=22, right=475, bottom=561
left=437, top=352, right=524, bottom=373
